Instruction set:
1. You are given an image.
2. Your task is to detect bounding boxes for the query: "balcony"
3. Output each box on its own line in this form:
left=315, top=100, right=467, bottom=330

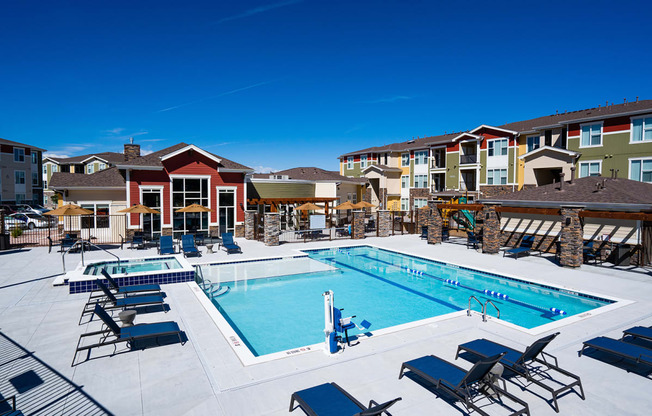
left=460, top=154, right=477, bottom=164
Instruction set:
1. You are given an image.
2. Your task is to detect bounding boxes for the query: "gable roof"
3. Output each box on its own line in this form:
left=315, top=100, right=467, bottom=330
left=0, top=138, right=46, bottom=152
left=46, top=152, right=125, bottom=164
left=338, top=132, right=459, bottom=158
left=49, top=166, right=126, bottom=189
left=518, top=146, right=580, bottom=160
left=362, top=164, right=403, bottom=173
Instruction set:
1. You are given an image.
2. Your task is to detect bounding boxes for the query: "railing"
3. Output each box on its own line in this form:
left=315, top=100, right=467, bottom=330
left=61, top=238, right=121, bottom=273
left=460, top=154, right=477, bottom=164
left=467, top=296, right=483, bottom=316
left=279, top=227, right=350, bottom=243
left=483, top=300, right=500, bottom=322
left=194, top=265, right=229, bottom=298
left=431, top=160, right=446, bottom=169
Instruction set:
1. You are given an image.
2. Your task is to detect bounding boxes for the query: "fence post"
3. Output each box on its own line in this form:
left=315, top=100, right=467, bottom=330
left=351, top=211, right=365, bottom=239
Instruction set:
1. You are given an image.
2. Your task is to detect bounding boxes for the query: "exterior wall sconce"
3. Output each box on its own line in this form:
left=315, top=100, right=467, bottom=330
left=565, top=217, right=571, bottom=226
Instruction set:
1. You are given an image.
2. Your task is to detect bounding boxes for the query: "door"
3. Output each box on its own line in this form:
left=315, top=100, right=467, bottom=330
left=217, top=187, right=236, bottom=235
left=142, top=189, right=162, bottom=238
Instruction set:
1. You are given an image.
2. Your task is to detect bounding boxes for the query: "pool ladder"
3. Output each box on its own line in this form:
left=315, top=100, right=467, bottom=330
left=194, top=265, right=230, bottom=299
left=467, top=296, right=501, bottom=322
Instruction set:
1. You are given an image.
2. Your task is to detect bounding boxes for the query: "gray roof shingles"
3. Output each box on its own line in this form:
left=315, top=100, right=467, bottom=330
left=49, top=167, right=126, bottom=188
left=254, top=167, right=366, bottom=183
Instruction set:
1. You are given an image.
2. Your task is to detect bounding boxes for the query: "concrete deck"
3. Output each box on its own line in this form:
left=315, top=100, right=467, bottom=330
left=0, top=235, right=651, bottom=415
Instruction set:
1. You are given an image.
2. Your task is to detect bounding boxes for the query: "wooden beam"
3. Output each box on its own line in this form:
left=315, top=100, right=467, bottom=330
left=579, top=211, right=652, bottom=221
left=496, top=206, right=562, bottom=216
left=436, top=203, right=484, bottom=211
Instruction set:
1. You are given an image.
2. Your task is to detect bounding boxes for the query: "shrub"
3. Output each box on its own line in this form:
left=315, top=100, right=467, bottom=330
left=11, top=228, right=23, bottom=238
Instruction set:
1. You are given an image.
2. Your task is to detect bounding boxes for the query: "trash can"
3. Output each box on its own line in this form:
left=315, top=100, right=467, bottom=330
left=614, top=244, right=632, bottom=266
left=0, top=234, right=10, bottom=251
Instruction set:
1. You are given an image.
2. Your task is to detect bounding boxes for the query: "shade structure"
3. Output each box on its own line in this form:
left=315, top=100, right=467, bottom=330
left=295, top=202, right=322, bottom=211
left=43, top=204, right=94, bottom=216
left=333, top=201, right=356, bottom=210
left=118, top=204, right=160, bottom=214
left=175, top=203, right=213, bottom=213
left=352, top=201, right=376, bottom=209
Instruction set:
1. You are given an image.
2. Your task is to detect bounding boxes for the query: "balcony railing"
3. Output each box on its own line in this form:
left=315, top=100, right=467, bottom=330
left=460, top=154, right=477, bottom=164
left=431, top=159, right=446, bottom=169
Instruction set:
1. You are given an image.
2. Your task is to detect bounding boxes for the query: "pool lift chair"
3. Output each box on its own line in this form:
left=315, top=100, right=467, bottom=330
left=333, top=307, right=371, bottom=348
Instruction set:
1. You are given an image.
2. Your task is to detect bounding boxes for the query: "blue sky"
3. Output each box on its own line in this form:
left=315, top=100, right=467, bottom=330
left=1, top=0, right=650, bottom=172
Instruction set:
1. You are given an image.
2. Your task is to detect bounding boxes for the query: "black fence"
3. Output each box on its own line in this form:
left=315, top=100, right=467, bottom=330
left=5, top=215, right=127, bottom=247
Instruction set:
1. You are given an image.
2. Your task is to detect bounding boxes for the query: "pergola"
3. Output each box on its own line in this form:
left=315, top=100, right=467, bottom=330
left=247, top=197, right=338, bottom=214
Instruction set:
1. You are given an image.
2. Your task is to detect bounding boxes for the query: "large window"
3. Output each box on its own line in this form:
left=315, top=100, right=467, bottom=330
left=414, top=174, right=427, bottom=188
left=527, top=136, right=540, bottom=153
left=360, top=155, right=368, bottom=168
left=631, top=116, right=652, bottom=142
left=414, top=150, right=428, bottom=165
left=15, top=171, right=25, bottom=185
left=346, top=156, right=353, bottom=169
left=630, top=159, right=652, bottom=183
left=14, top=148, right=25, bottom=162
left=487, top=169, right=507, bottom=185
left=400, top=198, right=409, bottom=211
left=81, top=203, right=110, bottom=229
left=401, top=153, right=409, bottom=166
left=173, top=178, right=209, bottom=235
left=488, top=139, right=508, bottom=157
left=217, top=187, right=237, bottom=234
left=142, top=188, right=162, bottom=237
left=31, top=152, right=38, bottom=164
left=579, top=161, right=601, bottom=177
left=432, top=148, right=446, bottom=168
left=580, top=123, right=602, bottom=147
left=413, top=198, right=427, bottom=209
left=32, top=172, right=38, bottom=186
left=401, top=175, right=409, bottom=189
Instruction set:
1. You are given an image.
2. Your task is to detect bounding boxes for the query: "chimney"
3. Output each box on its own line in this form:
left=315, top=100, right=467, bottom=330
left=569, top=166, right=575, bottom=184
left=559, top=172, right=565, bottom=191
left=636, top=96, right=639, bottom=103
left=124, top=139, right=141, bottom=161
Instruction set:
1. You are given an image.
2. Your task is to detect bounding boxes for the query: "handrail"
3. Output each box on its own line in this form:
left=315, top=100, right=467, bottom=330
left=483, top=300, right=500, bottom=322
left=467, top=296, right=483, bottom=317
left=61, top=238, right=121, bottom=273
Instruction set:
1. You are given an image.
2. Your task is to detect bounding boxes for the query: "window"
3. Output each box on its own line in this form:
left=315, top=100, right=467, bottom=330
left=544, top=130, right=552, bottom=147
left=15, top=193, right=26, bottom=203
left=43, top=165, right=47, bottom=174
left=487, top=169, right=507, bottom=185
left=15, top=171, right=25, bottom=185
left=172, top=178, right=209, bottom=236
left=217, top=187, right=237, bottom=234
left=631, top=116, right=652, bottom=142
left=14, top=148, right=25, bottom=162
left=32, top=172, right=38, bottom=185
left=414, top=198, right=427, bottom=209
left=360, top=155, right=368, bottom=168
left=52, top=165, right=58, bottom=172
left=348, top=192, right=357, bottom=204
left=630, top=159, right=652, bottom=183
left=99, top=163, right=106, bottom=170
left=81, top=203, right=110, bottom=229
left=527, top=136, right=540, bottom=153
left=383, top=153, right=388, bottom=165
left=401, top=175, right=409, bottom=189
left=43, top=180, right=47, bottom=189
left=31, top=152, right=38, bottom=164
left=580, top=123, right=602, bottom=147
left=401, top=153, right=409, bottom=166
left=414, top=150, right=428, bottom=165
left=432, top=148, right=446, bottom=168
left=86, top=164, right=94, bottom=174
left=579, top=161, right=601, bottom=177
left=401, top=198, right=409, bottom=211
left=488, top=139, right=508, bottom=156
left=142, top=188, right=162, bottom=237
left=414, top=174, right=427, bottom=188
left=347, top=156, right=353, bottom=169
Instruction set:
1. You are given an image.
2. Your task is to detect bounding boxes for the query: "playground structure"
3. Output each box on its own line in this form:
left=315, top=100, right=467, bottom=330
left=439, top=196, right=477, bottom=232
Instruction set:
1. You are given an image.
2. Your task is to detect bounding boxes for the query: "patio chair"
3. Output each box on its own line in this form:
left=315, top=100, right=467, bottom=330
left=221, top=232, right=242, bottom=254
left=100, top=269, right=161, bottom=295
left=79, top=280, right=166, bottom=324
left=583, top=241, right=598, bottom=264
left=420, top=226, right=428, bottom=239
left=289, top=382, right=401, bottom=416
left=399, top=352, right=530, bottom=416
left=467, top=231, right=481, bottom=249
left=580, top=336, right=652, bottom=368
left=456, top=332, right=584, bottom=413
left=60, top=237, right=78, bottom=252
left=130, top=234, right=145, bottom=250
left=0, top=395, right=21, bottom=416
left=193, top=232, right=205, bottom=246
left=73, top=304, right=184, bottom=366
left=158, top=235, right=176, bottom=255
left=623, top=326, right=652, bottom=342
left=504, top=235, right=535, bottom=259
left=181, top=234, right=201, bottom=257
left=442, top=227, right=450, bottom=241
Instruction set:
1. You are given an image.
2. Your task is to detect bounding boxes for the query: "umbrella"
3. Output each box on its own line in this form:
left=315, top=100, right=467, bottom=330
left=333, top=201, right=356, bottom=210
left=295, top=202, right=322, bottom=211
left=118, top=204, right=160, bottom=214
left=175, top=203, right=213, bottom=213
left=43, top=204, right=94, bottom=237
left=352, top=201, right=376, bottom=209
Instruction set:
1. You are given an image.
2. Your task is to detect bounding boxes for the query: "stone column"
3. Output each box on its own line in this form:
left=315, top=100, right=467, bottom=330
left=244, top=211, right=255, bottom=240
left=481, top=203, right=501, bottom=254
left=234, top=224, right=244, bottom=238
left=351, top=210, right=365, bottom=239
left=264, top=212, right=280, bottom=246
left=559, top=206, right=584, bottom=268
left=427, top=200, right=443, bottom=244
left=417, top=207, right=428, bottom=233
left=377, top=210, right=391, bottom=237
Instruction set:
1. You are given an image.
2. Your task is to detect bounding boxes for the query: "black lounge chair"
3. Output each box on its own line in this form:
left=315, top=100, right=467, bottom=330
left=623, top=326, right=652, bottom=342
left=221, top=232, right=242, bottom=254
left=456, top=332, right=584, bottom=413
left=79, top=280, right=166, bottom=324
left=399, top=353, right=530, bottom=416
left=580, top=336, right=652, bottom=367
left=467, top=231, right=481, bottom=249
left=101, top=269, right=161, bottom=295
left=130, top=235, right=145, bottom=250
left=290, top=382, right=401, bottom=416
left=504, top=235, right=535, bottom=259
left=73, top=304, right=184, bottom=366
left=583, top=241, right=599, bottom=264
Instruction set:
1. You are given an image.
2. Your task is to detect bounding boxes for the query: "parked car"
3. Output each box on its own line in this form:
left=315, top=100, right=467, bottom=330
left=15, top=204, right=50, bottom=215
left=0, top=205, right=17, bottom=214
left=4, top=213, right=50, bottom=230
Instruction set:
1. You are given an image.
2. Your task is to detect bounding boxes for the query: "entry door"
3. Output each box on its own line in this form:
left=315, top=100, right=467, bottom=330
left=142, top=189, right=162, bottom=238
left=217, top=188, right=236, bottom=234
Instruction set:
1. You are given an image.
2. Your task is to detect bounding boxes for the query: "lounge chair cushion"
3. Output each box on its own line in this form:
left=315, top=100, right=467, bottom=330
left=115, top=294, right=164, bottom=308
left=584, top=336, right=652, bottom=365
left=624, top=326, right=652, bottom=340
left=117, top=284, right=161, bottom=293
left=403, top=355, right=468, bottom=387
left=292, top=383, right=364, bottom=415
left=459, top=338, right=524, bottom=368
left=120, top=321, right=181, bottom=340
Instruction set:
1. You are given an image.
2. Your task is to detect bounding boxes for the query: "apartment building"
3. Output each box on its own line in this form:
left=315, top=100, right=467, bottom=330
left=339, top=99, right=652, bottom=209
left=0, top=138, right=46, bottom=204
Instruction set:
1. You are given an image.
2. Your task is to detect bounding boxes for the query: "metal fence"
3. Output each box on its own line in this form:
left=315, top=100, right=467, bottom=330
left=279, top=227, right=351, bottom=243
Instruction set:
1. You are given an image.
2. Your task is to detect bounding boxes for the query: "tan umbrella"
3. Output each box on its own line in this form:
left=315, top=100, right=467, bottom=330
left=175, top=203, right=213, bottom=213
left=43, top=204, right=93, bottom=216
left=118, top=204, right=160, bottom=214
left=295, top=202, right=321, bottom=211
left=352, top=201, right=376, bottom=209
left=333, top=201, right=356, bottom=210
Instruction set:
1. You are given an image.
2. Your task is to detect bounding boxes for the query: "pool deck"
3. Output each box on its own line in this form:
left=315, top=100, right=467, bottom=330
left=1, top=235, right=651, bottom=415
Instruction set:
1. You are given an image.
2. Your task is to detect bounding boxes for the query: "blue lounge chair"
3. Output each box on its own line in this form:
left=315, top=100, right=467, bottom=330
left=80, top=280, right=166, bottom=324
left=580, top=336, right=652, bottom=367
left=0, top=396, right=21, bottom=416
left=130, top=234, right=145, bottom=250
left=583, top=241, right=598, bottom=264
left=158, top=235, right=176, bottom=255
left=467, top=231, right=481, bottom=249
left=181, top=234, right=201, bottom=257
left=221, top=232, right=242, bottom=254
left=442, top=227, right=450, bottom=241
left=73, top=304, right=184, bottom=366
left=623, top=326, right=652, bottom=342
left=60, top=237, right=78, bottom=252
left=399, top=353, right=530, bottom=416
left=504, top=235, right=535, bottom=259
left=289, top=382, right=401, bottom=416
left=101, top=269, right=161, bottom=295
left=457, top=332, right=584, bottom=413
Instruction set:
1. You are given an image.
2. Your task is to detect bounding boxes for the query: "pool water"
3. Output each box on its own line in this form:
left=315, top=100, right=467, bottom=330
left=203, top=246, right=612, bottom=357
left=83, top=257, right=182, bottom=275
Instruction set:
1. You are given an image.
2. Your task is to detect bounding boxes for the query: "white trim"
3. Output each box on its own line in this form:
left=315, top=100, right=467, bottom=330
left=139, top=186, right=165, bottom=229
left=578, top=160, right=602, bottom=178
left=451, top=132, right=483, bottom=142
left=601, top=130, right=627, bottom=136
left=629, top=114, right=652, bottom=144
left=578, top=121, right=603, bottom=148
left=126, top=170, right=131, bottom=228
left=518, top=145, right=580, bottom=160
left=216, top=186, right=238, bottom=233
left=628, top=156, right=652, bottom=183
left=160, top=144, right=222, bottom=164
left=115, top=165, right=163, bottom=170
left=469, top=124, right=518, bottom=135
left=81, top=155, right=109, bottom=164
left=218, top=168, right=254, bottom=173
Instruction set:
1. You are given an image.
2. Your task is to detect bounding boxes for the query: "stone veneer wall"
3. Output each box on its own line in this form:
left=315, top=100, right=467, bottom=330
left=264, top=212, right=280, bottom=246
left=479, top=185, right=516, bottom=198
left=244, top=211, right=255, bottom=240
left=417, top=207, right=429, bottom=232
left=351, top=211, right=365, bottom=239
left=234, top=223, right=244, bottom=238
left=409, top=188, right=429, bottom=211
left=559, top=207, right=583, bottom=268
left=377, top=210, right=391, bottom=237
left=427, top=200, right=442, bottom=244
left=161, top=228, right=172, bottom=236
left=481, top=204, right=501, bottom=254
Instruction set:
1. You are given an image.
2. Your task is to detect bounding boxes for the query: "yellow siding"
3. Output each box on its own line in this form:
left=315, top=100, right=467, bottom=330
left=387, top=196, right=401, bottom=211
left=517, top=137, right=526, bottom=190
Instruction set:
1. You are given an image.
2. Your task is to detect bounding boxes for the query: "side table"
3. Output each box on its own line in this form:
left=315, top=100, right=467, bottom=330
left=206, top=244, right=214, bottom=254
left=118, top=310, right=137, bottom=327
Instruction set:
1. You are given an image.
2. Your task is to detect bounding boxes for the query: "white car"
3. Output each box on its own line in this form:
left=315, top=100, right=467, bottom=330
left=15, top=204, right=50, bottom=215
left=4, top=213, right=50, bottom=230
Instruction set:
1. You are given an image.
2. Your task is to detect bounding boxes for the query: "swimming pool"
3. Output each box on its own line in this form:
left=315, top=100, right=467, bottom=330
left=197, top=246, right=616, bottom=359
left=83, top=257, right=183, bottom=275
